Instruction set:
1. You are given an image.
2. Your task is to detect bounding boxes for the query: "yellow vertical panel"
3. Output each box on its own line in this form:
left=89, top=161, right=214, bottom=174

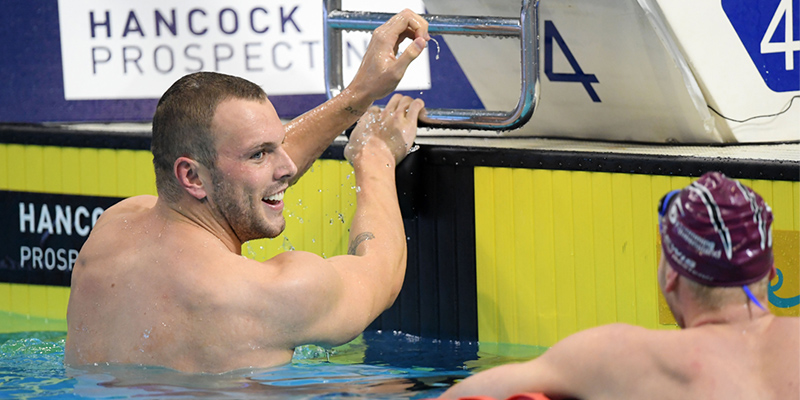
left=321, top=160, right=345, bottom=258
left=61, top=147, right=81, bottom=195
left=512, top=168, right=536, bottom=345
left=669, top=176, right=692, bottom=191
left=340, top=161, right=357, bottom=253
left=265, top=171, right=304, bottom=259
left=493, top=168, right=518, bottom=344
left=7, top=144, right=26, bottom=191
left=532, top=170, right=557, bottom=346
left=749, top=179, right=773, bottom=214
left=61, top=286, right=71, bottom=319
left=280, top=177, right=301, bottom=254
left=794, top=182, right=800, bottom=230
left=43, top=147, right=63, bottom=193
left=771, top=181, right=795, bottom=231
left=0, top=144, right=8, bottom=189
left=655, top=175, right=689, bottom=327
left=551, top=170, right=577, bottom=340
left=611, top=174, right=637, bottom=324
left=134, top=151, right=156, bottom=195
left=301, top=162, right=323, bottom=255
left=771, top=230, right=799, bottom=316
left=767, top=181, right=798, bottom=316
left=9, top=284, right=29, bottom=315
left=79, top=148, right=100, bottom=195
left=28, top=285, right=48, bottom=318
left=46, top=286, right=69, bottom=320
left=631, top=174, right=658, bottom=329
left=97, top=149, right=118, bottom=197
left=279, top=182, right=302, bottom=255
left=475, top=167, right=498, bottom=343
left=571, top=171, right=597, bottom=331
left=115, top=149, right=137, bottom=197
left=0, top=283, right=10, bottom=311
left=650, top=175, right=674, bottom=212
left=280, top=179, right=302, bottom=255
left=591, top=173, right=616, bottom=324
left=25, top=145, right=45, bottom=192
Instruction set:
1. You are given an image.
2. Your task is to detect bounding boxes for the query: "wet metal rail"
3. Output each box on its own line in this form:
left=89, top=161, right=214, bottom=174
left=323, top=0, right=539, bottom=131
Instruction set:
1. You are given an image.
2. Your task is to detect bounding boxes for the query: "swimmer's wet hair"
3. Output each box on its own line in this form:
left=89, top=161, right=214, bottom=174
left=152, top=72, right=267, bottom=202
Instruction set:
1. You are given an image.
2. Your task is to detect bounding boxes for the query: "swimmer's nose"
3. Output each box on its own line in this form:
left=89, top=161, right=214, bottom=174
left=275, top=146, right=298, bottom=182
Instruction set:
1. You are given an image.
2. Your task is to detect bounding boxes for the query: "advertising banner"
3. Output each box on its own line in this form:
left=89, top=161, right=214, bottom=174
left=1, top=0, right=481, bottom=123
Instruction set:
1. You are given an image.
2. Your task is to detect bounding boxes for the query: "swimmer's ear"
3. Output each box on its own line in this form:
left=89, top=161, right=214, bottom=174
left=663, top=264, right=680, bottom=293
left=174, top=156, right=209, bottom=200
left=769, top=265, right=777, bottom=281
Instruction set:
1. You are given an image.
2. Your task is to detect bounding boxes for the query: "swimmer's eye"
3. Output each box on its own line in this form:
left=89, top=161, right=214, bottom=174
left=251, top=150, right=266, bottom=160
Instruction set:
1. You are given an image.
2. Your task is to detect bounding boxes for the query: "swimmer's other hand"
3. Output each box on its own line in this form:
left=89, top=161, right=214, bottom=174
left=345, top=94, right=424, bottom=167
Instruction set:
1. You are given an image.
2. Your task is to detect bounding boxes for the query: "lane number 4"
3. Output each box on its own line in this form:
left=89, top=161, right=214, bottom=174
left=761, top=0, right=800, bottom=70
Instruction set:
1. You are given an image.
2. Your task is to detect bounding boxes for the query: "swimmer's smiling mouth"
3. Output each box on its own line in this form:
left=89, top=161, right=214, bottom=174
left=263, top=190, right=285, bottom=205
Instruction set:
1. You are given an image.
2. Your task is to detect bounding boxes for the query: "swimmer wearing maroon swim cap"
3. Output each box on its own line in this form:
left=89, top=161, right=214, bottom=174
left=658, top=171, right=773, bottom=308
left=441, top=171, right=797, bottom=400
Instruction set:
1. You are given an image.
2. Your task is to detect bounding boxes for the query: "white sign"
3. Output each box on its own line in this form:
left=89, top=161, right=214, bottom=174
left=58, top=0, right=430, bottom=100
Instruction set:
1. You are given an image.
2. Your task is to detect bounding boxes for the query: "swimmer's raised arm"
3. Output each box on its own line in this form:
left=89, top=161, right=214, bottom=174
left=269, top=95, right=423, bottom=347
left=283, top=9, right=429, bottom=184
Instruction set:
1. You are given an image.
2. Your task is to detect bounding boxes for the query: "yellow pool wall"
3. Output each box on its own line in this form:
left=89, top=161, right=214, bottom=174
left=1, top=143, right=798, bottom=346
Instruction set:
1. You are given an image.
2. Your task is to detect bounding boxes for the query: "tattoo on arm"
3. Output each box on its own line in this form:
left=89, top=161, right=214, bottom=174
left=344, top=106, right=362, bottom=116
left=348, top=232, right=375, bottom=255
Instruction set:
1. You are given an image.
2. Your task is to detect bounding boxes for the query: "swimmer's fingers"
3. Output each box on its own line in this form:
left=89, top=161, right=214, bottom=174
left=381, top=9, right=430, bottom=44
left=396, top=37, right=427, bottom=71
left=382, top=93, right=405, bottom=119
left=385, top=95, right=423, bottom=163
left=376, top=10, right=428, bottom=77
left=385, top=94, right=424, bottom=123
left=397, top=97, right=423, bottom=154
left=348, top=95, right=422, bottom=165
left=404, top=98, right=425, bottom=123
left=348, top=10, right=428, bottom=102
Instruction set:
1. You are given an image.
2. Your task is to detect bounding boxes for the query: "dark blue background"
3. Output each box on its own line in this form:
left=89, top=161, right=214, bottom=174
left=0, top=0, right=482, bottom=123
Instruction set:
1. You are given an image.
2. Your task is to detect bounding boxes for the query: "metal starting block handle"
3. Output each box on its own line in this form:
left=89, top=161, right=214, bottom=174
left=323, top=0, right=539, bottom=131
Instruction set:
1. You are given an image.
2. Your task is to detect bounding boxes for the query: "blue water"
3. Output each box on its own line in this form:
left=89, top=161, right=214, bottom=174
left=0, top=330, right=546, bottom=399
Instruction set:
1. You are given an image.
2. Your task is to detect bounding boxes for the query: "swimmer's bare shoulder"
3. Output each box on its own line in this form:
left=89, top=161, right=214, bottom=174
left=74, top=195, right=157, bottom=270
left=92, top=195, right=157, bottom=229
left=763, top=316, right=799, bottom=396
left=530, top=323, right=670, bottom=397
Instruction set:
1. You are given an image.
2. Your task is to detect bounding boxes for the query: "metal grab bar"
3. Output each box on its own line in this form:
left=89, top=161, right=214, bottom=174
left=323, top=0, right=539, bottom=131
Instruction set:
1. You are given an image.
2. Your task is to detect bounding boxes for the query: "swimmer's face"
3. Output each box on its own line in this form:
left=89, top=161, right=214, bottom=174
left=206, top=98, right=297, bottom=242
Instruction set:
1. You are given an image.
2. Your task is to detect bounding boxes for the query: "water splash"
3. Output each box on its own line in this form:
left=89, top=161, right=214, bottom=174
left=429, top=37, right=441, bottom=60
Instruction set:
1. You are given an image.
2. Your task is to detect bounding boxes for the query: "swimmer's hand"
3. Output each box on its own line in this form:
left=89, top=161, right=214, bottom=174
left=345, top=94, right=424, bottom=167
left=349, top=9, right=430, bottom=102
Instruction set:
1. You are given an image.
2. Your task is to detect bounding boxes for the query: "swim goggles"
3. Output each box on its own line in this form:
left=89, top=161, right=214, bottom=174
left=657, top=189, right=767, bottom=311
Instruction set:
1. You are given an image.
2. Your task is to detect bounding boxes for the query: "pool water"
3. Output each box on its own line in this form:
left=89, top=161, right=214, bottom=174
left=1, top=320, right=547, bottom=399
